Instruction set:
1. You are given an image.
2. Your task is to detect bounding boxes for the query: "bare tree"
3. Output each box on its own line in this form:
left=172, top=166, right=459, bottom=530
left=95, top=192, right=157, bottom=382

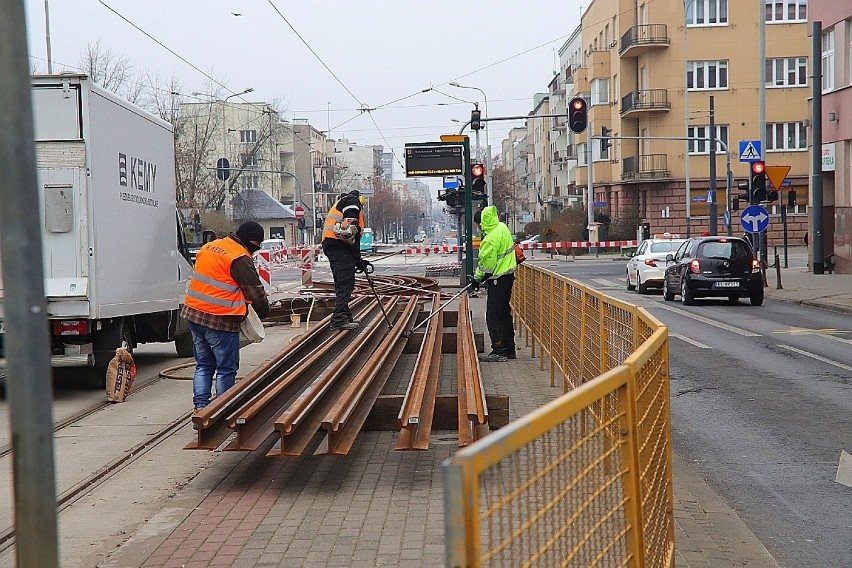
left=78, top=40, right=135, bottom=95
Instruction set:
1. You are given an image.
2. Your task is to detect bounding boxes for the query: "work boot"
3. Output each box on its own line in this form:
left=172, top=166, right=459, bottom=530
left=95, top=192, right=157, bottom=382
left=348, top=318, right=361, bottom=325
left=330, top=321, right=359, bottom=331
left=478, top=353, right=507, bottom=362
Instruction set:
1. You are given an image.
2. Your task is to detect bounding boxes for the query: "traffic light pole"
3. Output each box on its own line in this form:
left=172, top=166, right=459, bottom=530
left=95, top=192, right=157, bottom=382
left=462, top=137, right=474, bottom=285
left=708, top=96, right=718, bottom=236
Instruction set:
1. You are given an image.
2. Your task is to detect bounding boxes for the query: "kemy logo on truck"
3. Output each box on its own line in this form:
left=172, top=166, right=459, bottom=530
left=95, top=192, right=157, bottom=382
left=118, top=152, right=159, bottom=208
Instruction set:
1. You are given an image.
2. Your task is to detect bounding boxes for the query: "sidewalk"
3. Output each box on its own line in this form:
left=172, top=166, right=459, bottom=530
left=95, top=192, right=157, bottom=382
left=98, top=254, right=852, bottom=568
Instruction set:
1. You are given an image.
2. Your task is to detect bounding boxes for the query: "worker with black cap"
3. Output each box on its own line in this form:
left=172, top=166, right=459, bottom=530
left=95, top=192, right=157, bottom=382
left=322, top=190, right=372, bottom=330
left=182, top=220, right=270, bottom=411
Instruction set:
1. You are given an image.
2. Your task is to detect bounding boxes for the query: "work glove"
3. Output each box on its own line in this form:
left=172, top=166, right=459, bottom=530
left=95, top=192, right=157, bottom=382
left=467, top=275, right=481, bottom=292
left=356, top=259, right=373, bottom=274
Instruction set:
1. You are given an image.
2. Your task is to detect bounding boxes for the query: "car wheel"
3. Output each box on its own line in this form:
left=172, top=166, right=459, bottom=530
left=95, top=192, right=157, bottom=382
left=727, top=295, right=739, bottom=304
left=626, top=271, right=636, bottom=291
left=750, top=286, right=764, bottom=306
left=681, top=278, right=695, bottom=306
left=663, top=278, right=675, bottom=301
left=637, top=276, right=649, bottom=295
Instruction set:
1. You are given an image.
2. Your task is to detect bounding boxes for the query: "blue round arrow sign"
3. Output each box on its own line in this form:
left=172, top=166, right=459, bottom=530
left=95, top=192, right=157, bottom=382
left=740, top=205, right=769, bottom=233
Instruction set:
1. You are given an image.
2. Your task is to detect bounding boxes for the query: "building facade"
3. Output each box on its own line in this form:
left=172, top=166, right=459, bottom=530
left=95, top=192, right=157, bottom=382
left=811, top=2, right=852, bottom=272
left=292, top=120, right=328, bottom=242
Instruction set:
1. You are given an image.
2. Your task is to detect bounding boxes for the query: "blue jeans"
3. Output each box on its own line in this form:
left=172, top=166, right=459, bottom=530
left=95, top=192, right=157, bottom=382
left=189, top=321, right=240, bottom=409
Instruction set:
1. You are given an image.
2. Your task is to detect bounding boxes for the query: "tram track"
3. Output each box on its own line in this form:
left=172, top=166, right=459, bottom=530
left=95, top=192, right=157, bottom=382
left=0, top=406, right=189, bottom=556
left=0, top=372, right=169, bottom=461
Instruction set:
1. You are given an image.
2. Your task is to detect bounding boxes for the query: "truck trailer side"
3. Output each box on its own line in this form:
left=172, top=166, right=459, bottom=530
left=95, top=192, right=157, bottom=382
left=0, top=74, right=194, bottom=380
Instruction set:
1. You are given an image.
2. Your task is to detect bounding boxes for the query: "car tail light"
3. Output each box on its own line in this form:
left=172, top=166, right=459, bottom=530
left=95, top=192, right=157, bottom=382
left=644, top=258, right=657, bottom=267
left=751, top=259, right=761, bottom=273
left=689, top=259, right=701, bottom=274
left=52, top=320, right=89, bottom=336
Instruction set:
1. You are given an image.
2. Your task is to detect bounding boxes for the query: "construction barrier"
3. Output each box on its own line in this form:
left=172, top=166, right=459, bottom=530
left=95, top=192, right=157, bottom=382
left=254, top=250, right=272, bottom=293
left=444, top=263, right=674, bottom=567
left=406, top=240, right=639, bottom=256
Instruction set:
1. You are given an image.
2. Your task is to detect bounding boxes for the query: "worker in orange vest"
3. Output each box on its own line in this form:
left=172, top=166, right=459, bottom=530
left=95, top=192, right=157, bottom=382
left=182, top=221, right=270, bottom=411
left=322, top=190, right=372, bottom=330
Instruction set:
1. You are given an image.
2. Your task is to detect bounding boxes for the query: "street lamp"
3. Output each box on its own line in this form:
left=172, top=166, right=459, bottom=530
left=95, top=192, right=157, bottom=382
left=449, top=82, right=493, bottom=204
left=683, top=0, right=695, bottom=237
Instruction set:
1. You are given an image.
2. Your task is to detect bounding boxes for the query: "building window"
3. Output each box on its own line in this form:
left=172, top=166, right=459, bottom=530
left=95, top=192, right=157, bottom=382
left=765, top=0, right=807, bottom=23
left=591, top=78, right=609, bottom=106
left=687, top=60, right=728, bottom=90
left=240, top=130, right=257, bottom=144
left=766, top=57, right=807, bottom=87
left=687, top=125, right=729, bottom=154
left=687, top=0, right=728, bottom=26
left=577, top=143, right=587, bottom=166
left=822, top=29, right=835, bottom=93
left=766, top=122, right=807, bottom=151
left=240, top=153, right=258, bottom=168
left=241, top=174, right=259, bottom=189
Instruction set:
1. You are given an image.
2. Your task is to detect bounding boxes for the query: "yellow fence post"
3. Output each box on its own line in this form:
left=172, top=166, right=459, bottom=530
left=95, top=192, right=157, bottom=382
left=621, top=370, right=647, bottom=568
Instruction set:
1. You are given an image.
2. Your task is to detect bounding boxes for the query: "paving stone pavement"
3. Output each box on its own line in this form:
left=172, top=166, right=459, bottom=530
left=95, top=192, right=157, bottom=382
left=102, top=280, right=785, bottom=568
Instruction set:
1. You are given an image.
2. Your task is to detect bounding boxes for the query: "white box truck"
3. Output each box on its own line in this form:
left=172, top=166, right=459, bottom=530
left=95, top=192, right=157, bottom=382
left=0, top=74, right=195, bottom=379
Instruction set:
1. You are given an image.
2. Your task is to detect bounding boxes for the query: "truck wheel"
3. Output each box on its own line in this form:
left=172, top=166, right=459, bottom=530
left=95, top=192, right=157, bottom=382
left=174, top=332, right=195, bottom=358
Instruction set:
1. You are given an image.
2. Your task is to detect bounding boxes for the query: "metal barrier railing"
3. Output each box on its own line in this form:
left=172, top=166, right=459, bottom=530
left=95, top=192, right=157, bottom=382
left=444, top=263, right=675, bottom=567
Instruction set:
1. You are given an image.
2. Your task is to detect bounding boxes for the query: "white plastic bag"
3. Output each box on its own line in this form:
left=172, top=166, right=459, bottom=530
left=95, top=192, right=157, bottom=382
left=239, top=304, right=265, bottom=346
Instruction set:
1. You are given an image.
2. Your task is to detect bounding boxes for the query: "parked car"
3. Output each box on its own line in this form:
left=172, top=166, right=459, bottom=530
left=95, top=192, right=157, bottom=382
left=626, top=234, right=686, bottom=294
left=662, top=236, right=763, bottom=306
left=260, top=238, right=285, bottom=251
left=520, top=235, right=540, bottom=246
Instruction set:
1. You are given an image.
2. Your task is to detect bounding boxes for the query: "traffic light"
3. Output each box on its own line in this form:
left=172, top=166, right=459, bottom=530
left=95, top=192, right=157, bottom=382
left=733, top=181, right=750, bottom=211
left=600, top=126, right=612, bottom=155
left=471, top=163, right=487, bottom=201
left=750, top=161, right=766, bottom=203
left=787, top=190, right=797, bottom=208
left=471, top=109, right=482, bottom=131
left=568, top=96, right=587, bottom=133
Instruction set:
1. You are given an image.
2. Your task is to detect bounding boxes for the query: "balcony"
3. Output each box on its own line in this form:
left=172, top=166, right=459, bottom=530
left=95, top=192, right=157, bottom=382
left=622, top=154, right=670, bottom=180
left=550, top=76, right=566, bottom=96
left=620, top=89, right=671, bottom=116
left=619, top=24, right=670, bottom=56
left=551, top=115, right=567, bottom=131
left=587, top=49, right=611, bottom=78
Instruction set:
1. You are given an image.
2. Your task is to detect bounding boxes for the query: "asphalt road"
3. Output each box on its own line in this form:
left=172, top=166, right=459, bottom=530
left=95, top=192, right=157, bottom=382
left=539, top=256, right=852, bottom=568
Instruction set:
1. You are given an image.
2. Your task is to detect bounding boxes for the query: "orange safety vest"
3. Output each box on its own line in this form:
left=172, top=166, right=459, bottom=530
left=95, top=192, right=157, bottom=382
left=184, top=237, right=249, bottom=316
left=322, top=200, right=364, bottom=243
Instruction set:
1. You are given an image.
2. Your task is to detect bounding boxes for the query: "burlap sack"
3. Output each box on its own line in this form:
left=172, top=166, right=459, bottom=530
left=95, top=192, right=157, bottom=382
left=105, top=347, right=136, bottom=403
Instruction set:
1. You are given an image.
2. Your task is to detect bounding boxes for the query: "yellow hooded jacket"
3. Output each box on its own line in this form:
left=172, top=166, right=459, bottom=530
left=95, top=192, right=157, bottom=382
left=474, top=205, right=516, bottom=282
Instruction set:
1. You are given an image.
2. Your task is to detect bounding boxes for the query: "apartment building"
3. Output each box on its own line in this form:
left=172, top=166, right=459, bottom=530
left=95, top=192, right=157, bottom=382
left=527, top=94, right=552, bottom=222
left=553, top=0, right=810, bottom=244
left=811, top=2, right=852, bottom=272
left=292, top=120, right=328, bottom=240
left=501, top=126, right=531, bottom=233
left=550, top=27, right=585, bottom=216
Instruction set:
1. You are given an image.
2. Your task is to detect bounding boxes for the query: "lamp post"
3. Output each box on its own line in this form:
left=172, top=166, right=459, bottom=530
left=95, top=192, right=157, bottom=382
left=683, top=0, right=694, bottom=238
left=449, top=82, right=493, bottom=204
left=44, top=0, right=53, bottom=73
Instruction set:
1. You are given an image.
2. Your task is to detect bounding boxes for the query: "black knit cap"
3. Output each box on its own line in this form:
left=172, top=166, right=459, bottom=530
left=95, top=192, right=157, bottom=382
left=236, top=221, right=264, bottom=245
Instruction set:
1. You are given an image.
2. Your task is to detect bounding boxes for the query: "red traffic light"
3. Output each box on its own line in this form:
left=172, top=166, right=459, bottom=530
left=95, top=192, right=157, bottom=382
left=471, top=163, right=485, bottom=178
left=751, top=161, right=765, bottom=174
left=571, top=98, right=586, bottom=111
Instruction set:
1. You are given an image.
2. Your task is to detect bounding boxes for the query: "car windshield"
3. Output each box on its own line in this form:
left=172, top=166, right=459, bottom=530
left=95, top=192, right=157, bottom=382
left=698, top=240, right=750, bottom=260
left=649, top=241, right=683, bottom=253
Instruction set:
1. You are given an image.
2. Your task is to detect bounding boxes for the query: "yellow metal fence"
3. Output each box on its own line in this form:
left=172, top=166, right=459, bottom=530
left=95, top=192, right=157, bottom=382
left=444, top=264, right=675, bottom=567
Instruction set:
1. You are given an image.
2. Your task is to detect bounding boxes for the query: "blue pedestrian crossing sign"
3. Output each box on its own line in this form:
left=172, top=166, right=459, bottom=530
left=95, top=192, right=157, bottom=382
left=740, top=205, right=769, bottom=233
left=739, top=140, right=762, bottom=162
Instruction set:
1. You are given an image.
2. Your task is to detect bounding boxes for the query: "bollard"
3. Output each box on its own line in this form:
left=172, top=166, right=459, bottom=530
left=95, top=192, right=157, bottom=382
left=775, top=254, right=783, bottom=290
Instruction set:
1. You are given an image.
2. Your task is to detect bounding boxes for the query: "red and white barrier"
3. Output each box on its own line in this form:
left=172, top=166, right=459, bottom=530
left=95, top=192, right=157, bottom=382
left=404, top=240, right=638, bottom=255
left=300, top=249, right=314, bottom=287
left=254, top=250, right=272, bottom=292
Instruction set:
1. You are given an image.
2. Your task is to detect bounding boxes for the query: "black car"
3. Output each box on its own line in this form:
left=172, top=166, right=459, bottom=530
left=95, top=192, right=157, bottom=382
left=662, top=236, right=764, bottom=306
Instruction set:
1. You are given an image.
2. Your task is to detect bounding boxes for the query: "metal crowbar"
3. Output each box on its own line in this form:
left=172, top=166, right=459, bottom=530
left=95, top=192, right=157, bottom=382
left=402, top=282, right=473, bottom=339
left=363, top=263, right=393, bottom=330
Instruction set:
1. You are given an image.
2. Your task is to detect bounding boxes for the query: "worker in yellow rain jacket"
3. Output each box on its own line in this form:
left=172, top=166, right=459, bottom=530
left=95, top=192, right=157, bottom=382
left=471, top=205, right=517, bottom=362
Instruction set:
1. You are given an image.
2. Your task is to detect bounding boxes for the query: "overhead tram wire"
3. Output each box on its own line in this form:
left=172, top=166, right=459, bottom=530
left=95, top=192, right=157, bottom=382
left=98, top=1, right=250, bottom=103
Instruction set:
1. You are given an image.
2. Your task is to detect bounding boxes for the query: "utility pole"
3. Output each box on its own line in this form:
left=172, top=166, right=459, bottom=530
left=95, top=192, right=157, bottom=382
left=758, top=0, right=768, bottom=268
left=811, top=21, right=825, bottom=274
left=709, top=95, right=717, bottom=235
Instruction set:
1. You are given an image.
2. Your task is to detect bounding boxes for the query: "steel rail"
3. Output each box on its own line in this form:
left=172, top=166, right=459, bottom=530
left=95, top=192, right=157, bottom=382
left=269, top=297, right=402, bottom=456
left=317, top=296, right=420, bottom=455
left=396, top=295, right=443, bottom=451
left=186, top=297, right=371, bottom=449
left=457, top=293, right=489, bottom=447
left=225, top=302, right=382, bottom=451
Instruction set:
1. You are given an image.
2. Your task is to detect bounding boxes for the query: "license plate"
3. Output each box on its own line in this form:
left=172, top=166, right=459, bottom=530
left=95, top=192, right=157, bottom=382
left=713, top=281, right=739, bottom=288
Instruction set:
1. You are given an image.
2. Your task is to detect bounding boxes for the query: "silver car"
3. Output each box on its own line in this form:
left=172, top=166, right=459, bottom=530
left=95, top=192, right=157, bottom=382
left=626, top=236, right=686, bottom=294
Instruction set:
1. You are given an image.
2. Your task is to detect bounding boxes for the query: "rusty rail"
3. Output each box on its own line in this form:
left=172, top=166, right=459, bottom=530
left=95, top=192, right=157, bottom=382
left=224, top=302, right=383, bottom=451
left=396, top=295, right=443, bottom=450
left=457, top=293, right=489, bottom=447
left=317, top=296, right=420, bottom=455
left=184, top=297, right=371, bottom=450
left=268, top=296, right=403, bottom=456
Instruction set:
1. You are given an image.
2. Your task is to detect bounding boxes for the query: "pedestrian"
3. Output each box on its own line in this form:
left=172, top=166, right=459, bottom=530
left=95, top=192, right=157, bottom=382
left=182, top=220, right=270, bottom=412
left=322, top=190, right=372, bottom=330
left=470, top=205, right=517, bottom=362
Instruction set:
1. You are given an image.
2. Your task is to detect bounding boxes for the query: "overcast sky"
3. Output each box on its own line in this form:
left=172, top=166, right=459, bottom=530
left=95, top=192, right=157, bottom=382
left=24, top=0, right=584, bottom=181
